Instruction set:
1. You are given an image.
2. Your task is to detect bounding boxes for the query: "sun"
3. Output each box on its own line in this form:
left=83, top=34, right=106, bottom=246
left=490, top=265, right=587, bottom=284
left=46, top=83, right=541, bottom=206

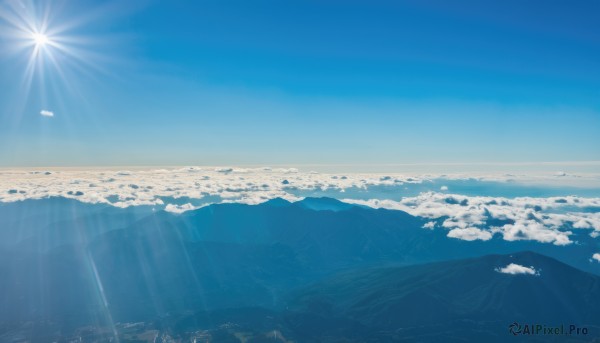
left=32, top=33, right=50, bottom=46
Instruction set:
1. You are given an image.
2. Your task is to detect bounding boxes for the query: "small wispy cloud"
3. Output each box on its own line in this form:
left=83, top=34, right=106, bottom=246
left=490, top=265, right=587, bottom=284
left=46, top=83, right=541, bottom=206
left=496, top=263, right=539, bottom=276
left=40, top=110, right=54, bottom=117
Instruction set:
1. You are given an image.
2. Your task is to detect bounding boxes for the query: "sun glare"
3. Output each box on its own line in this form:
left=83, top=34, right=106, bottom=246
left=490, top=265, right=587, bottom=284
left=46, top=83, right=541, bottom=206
left=1, top=0, right=120, bottom=126
left=32, top=33, right=49, bottom=46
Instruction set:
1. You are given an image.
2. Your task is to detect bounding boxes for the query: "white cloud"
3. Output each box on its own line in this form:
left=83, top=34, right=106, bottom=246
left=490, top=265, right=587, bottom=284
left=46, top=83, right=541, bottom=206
left=343, top=193, right=600, bottom=245
left=165, top=203, right=197, bottom=214
left=496, top=263, right=539, bottom=275
left=40, top=109, right=54, bottom=117
left=592, top=253, right=600, bottom=263
left=447, top=227, right=492, bottom=241
left=440, top=185, right=448, bottom=191
left=422, top=221, right=436, bottom=229
left=499, top=220, right=572, bottom=246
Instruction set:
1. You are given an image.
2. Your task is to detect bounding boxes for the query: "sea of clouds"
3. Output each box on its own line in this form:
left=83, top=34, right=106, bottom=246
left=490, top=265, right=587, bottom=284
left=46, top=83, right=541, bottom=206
left=1, top=167, right=599, bottom=248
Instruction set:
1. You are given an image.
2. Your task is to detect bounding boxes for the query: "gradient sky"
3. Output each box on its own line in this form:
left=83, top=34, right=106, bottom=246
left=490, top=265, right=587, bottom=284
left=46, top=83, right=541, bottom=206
left=0, top=0, right=598, bottom=168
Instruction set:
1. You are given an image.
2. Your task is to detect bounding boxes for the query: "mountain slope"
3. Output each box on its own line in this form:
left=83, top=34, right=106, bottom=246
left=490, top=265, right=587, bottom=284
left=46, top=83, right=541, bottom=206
left=285, top=251, right=600, bottom=341
left=0, top=197, right=153, bottom=252
left=1, top=198, right=600, bottom=330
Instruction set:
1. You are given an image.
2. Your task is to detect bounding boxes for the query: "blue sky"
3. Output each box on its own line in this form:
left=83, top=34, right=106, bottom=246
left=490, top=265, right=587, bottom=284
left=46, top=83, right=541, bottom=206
left=0, top=0, right=598, bottom=168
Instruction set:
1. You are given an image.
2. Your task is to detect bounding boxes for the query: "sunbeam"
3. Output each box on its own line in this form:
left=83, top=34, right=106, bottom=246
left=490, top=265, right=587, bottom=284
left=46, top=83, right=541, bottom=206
left=0, top=0, right=129, bottom=131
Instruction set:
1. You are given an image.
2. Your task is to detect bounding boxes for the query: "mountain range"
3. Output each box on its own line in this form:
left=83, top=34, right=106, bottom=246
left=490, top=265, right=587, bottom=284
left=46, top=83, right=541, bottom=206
left=1, top=197, right=599, bottom=342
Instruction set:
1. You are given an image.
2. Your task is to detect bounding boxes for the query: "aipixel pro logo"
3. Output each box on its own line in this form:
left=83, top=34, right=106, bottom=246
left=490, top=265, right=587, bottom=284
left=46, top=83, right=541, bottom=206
left=509, top=322, right=588, bottom=336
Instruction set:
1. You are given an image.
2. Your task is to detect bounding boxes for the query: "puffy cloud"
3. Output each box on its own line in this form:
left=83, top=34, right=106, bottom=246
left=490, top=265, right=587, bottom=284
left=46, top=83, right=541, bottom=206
left=343, top=192, right=600, bottom=245
left=165, top=203, right=197, bottom=214
left=495, top=263, right=539, bottom=276
left=440, top=185, right=448, bottom=191
left=422, top=221, right=436, bottom=229
left=40, top=109, right=54, bottom=117
left=592, top=253, right=600, bottom=263
left=500, top=220, right=572, bottom=246
left=447, top=227, right=492, bottom=241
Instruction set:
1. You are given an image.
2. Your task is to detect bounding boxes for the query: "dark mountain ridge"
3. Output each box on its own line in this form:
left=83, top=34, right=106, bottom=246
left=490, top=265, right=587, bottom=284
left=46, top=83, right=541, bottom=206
left=283, top=251, right=600, bottom=342
left=1, top=197, right=599, bottom=341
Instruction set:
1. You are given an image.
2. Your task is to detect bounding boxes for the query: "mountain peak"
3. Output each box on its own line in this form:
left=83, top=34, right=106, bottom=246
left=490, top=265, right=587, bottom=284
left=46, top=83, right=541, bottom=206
left=294, top=197, right=356, bottom=212
left=261, top=197, right=292, bottom=207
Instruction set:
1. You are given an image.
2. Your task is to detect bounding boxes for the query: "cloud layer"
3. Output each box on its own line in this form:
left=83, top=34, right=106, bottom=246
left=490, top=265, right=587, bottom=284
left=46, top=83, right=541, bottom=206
left=0, top=167, right=425, bottom=207
left=1, top=167, right=599, bottom=246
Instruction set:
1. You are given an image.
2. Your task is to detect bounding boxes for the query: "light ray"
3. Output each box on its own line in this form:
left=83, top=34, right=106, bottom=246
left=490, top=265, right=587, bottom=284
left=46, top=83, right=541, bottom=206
left=0, top=0, right=130, bottom=128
